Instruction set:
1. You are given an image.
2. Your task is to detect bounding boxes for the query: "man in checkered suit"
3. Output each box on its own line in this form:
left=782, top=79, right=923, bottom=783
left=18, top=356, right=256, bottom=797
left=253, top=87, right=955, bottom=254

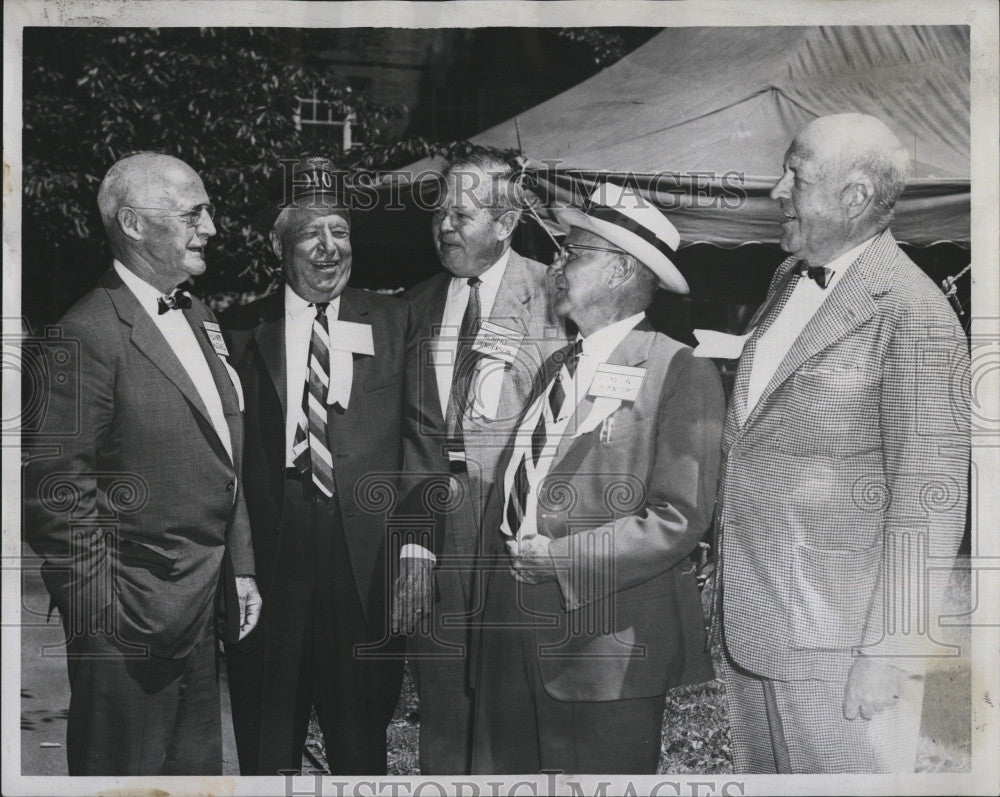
left=714, top=113, right=970, bottom=773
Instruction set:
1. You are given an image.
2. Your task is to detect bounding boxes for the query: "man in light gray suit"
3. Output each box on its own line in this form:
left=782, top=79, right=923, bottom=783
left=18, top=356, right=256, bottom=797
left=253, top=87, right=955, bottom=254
left=392, top=151, right=567, bottom=774
left=714, top=114, right=970, bottom=773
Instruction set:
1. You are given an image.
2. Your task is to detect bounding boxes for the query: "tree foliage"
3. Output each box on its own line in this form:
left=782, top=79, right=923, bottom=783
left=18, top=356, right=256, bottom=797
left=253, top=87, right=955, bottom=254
left=22, top=27, right=436, bottom=299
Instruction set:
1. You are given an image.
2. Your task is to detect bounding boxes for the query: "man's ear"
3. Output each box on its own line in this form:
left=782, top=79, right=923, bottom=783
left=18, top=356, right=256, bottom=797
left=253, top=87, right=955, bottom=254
left=493, top=209, right=520, bottom=241
left=608, top=253, right=637, bottom=290
left=268, top=230, right=283, bottom=261
left=116, top=207, right=142, bottom=241
left=842, top=174, right=875, bottom=221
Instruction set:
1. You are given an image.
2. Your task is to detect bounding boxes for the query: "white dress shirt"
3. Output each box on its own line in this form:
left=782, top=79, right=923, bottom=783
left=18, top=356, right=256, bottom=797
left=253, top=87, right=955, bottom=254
left=284, top=285, right=342, bottom=467
left=745, top=237, right=875, bottom=411
left=500, top=312, right=645, bottom=539
left=434, top=248, right=511, bottom=418
left=114, top=261, right=232, bottom=459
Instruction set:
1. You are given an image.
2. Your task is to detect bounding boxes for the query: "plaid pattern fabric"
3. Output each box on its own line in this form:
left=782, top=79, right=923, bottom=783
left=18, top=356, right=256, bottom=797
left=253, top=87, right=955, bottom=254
left=715, top=230, right=970, bottom=684
left=717, top=647, right=924, bottom=773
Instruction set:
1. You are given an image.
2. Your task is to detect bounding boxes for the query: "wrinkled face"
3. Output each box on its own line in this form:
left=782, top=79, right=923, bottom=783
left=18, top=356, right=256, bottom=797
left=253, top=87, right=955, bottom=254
left=769, top=138, right=851, bottom=266
left=549, top=227, right=620, bottom=324
left=136, top=168, right=216, bottom=285
left=432, top=168, right=506, bottom=277
left=273, top=207, right=352, bottom=303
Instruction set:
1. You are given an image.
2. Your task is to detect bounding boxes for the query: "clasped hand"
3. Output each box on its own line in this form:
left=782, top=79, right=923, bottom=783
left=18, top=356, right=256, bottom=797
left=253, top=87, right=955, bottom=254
left=507, top=534, right=556, bottom=584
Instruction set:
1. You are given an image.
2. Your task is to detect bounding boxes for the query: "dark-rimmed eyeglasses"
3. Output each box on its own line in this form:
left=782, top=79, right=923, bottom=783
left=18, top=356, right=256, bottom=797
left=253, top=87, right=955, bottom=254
left=129, top=203, right=216, bottom=227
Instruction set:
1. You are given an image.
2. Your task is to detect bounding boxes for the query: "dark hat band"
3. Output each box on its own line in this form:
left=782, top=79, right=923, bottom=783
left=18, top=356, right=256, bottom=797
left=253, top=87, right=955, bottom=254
left=581, top=199, right=677, bottom=260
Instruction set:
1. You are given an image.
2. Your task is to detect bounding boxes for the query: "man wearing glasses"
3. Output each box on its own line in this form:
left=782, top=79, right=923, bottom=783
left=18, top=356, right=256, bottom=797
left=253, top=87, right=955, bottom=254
left=470, top=184, right=724, bottom=774
left=23, top=152, right=260, bottom=774
left=392, top=151, right=566, bottom=774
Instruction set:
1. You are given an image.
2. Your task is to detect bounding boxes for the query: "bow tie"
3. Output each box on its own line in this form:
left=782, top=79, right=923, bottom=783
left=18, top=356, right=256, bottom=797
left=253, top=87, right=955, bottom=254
left=796, top=262, right=835, bottom=289
left=158, top=290, right=192, bottom=314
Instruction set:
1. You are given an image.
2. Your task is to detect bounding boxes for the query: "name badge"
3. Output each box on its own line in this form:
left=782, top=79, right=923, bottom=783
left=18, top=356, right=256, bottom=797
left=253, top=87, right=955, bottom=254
left=473, top=321, right=523, bottom=364
left=588, top=364, right=645, bottom=402
left=203, top=321, right=229, bottom=357
left=328, top=320, right=375, bottom=356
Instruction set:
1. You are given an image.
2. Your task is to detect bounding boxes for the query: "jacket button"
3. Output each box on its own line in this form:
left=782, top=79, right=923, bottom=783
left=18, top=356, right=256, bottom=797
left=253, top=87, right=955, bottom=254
left=225, top=480, right=235, bottom=492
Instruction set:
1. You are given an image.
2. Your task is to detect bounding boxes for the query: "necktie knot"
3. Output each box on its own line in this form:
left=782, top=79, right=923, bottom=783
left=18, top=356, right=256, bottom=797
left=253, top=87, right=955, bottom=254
left=312, top=301, right=330, bottom=317
left=467, top=277, right=481, bottom=289
left=157, top=289, right=191, bottom=314
left=796, top=262, right=834, bottom=289
left=557, top=339, right=583, bottom=379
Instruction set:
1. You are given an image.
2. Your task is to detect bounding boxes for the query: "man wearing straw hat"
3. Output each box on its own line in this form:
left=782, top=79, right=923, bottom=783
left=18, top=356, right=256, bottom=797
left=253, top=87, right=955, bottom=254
left=470, top=183, right=725, bottom=774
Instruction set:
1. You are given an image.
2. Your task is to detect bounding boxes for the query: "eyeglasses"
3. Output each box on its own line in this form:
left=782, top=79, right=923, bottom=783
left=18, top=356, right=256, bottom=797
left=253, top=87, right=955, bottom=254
left=551, top=242, right=625, bottom=268
left=129, top=203, right=216, bottom=227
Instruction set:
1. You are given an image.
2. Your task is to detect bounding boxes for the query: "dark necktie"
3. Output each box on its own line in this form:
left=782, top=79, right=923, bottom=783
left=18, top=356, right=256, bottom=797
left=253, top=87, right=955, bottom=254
left=157, top=289, right=192, bottom=314
left=291, top=302, right=336, bottom=498
left=445, top=277, right=482, bottom=451
left=505, top=340, right=583, bottom=537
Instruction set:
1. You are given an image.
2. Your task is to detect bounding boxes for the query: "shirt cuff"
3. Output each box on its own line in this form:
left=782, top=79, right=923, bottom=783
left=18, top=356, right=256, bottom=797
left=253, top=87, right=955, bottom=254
left=401, top=544, right=437, bottom=563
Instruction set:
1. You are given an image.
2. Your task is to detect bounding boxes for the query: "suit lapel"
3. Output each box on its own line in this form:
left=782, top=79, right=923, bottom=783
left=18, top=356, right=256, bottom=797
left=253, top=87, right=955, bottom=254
left=552, top=322, right=653, bottom=467
left=423, top=276, right=451, bottom=428
left=105, top=271, right=218, bottom=439
left=473, top=250, right=535, bottom=424
left=251, top=293, right=287, bottom=423
left=183, top=305, right=241, bottom=467
left=740, top=231, right=896, bottom=432
left=327, top=289, right=372, bottom=449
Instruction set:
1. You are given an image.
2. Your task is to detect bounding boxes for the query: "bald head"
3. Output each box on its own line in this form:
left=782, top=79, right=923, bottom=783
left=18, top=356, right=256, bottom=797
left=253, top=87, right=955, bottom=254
left=97, top=153, right=203, bottom=235
left=771, top=114, right=910, bottom=265
left=793, top=114, right=910, bottom=226
left=96, top=152, right=215, bottom=293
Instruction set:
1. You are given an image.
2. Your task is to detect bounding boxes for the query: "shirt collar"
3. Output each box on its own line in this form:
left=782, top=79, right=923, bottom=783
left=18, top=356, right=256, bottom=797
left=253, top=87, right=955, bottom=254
left=114, top=260, right=173, bottom=314
left=579, top=312, right=646, bottom=362
left=813, top=235, right=877, bottom=276
left=284, top=283, right=341, bottom=320
left=450, top=247, right=511, bottom=292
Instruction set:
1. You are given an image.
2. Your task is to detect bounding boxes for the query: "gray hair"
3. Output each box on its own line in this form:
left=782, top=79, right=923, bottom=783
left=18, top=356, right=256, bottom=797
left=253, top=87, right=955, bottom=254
left=442, top=151, right=530, bottom=220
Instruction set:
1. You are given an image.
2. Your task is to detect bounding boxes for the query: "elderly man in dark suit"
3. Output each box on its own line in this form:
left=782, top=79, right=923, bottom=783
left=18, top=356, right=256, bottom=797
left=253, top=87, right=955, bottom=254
left=222, top=157, right=407, bottom=775
left=23, top=152, right=259, bottom=775
left=471, top=183, right=725, bottom=774
left=392, top=152, right=567, bottom=774
left=714, top=113, right=970, bottom=773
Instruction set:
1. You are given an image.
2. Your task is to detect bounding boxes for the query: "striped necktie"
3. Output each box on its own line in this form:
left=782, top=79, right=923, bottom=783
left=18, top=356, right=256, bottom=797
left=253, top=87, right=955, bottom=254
left=445, top=276, right=482, bottom=451
left=292, top=302, right=336, bottom=498
left=504, top=340, right=582, bottom=537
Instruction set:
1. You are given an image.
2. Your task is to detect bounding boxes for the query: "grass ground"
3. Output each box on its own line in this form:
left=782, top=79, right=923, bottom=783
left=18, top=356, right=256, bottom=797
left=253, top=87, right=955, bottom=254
left=305, top=566, right=972, bottom=775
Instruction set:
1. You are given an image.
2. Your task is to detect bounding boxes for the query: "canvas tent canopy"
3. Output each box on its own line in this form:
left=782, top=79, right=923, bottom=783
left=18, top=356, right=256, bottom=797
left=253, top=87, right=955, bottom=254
left=396, top=25, right=970, bottom=248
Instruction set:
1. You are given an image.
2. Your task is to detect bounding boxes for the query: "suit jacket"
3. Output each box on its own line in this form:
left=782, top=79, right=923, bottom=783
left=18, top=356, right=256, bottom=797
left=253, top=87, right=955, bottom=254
left=23, top=268, right=254, bottom=659
left=222, top=286, right=412, bottom=643
left=401, top=249, right=567, bottom=602
left=478, top=319, right=724, bottom=701
left=715, top=229, right=971, bottom=682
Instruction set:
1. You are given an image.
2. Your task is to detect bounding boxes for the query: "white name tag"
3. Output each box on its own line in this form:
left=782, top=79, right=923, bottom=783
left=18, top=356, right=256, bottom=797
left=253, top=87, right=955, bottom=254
left=588, top=364, right=645, bottom=402
left=203, top=321, right=230, bottom=357
left=692, top=329, right=751, bottom=359
left=328, top=320, right=375, bottom=356
left=473, top=321, right=523, bottom=364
